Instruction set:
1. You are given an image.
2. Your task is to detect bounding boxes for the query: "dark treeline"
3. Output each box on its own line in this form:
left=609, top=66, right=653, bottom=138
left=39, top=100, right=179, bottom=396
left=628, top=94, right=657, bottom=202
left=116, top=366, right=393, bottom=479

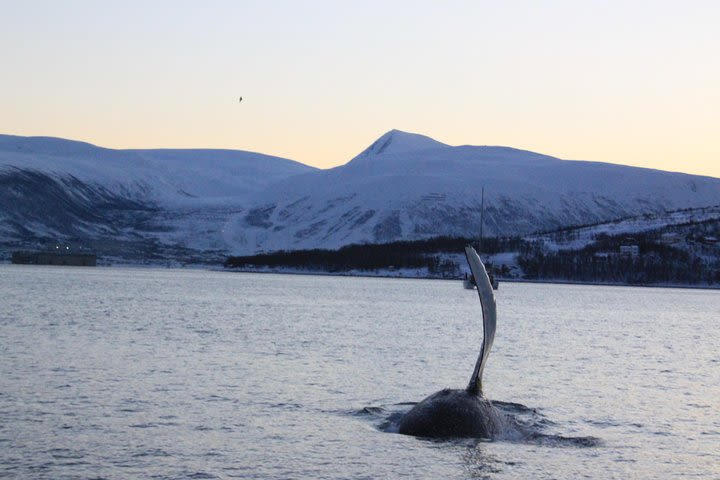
left=224, top=236, right=508, bottom=274
left=519, top=231, right=720, bottom=285
left=225, top=236, right=524, bottom=275
left=225, top=244, right=428, bottom=273
left=225, top=222, right=720, bottom=285
left=518, top=247, right=716, bottom=284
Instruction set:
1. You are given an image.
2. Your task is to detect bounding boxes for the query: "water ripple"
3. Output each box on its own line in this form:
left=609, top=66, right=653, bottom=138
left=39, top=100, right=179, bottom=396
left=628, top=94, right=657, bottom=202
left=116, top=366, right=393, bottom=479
left=1, top=266, right=718, bottom=479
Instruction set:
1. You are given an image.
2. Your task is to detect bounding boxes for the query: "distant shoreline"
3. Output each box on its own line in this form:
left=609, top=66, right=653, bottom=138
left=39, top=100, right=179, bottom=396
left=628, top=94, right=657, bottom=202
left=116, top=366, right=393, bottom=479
left=219, top=266, right=720, bottom=291
left=499, top=277, right=720, bottom=291
left=4, top=260, right=718, bottom=290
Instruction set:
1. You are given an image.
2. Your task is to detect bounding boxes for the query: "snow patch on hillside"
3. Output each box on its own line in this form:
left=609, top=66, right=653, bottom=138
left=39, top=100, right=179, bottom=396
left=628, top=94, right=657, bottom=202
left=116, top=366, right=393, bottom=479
left=531, top=206, right=720, bottom=251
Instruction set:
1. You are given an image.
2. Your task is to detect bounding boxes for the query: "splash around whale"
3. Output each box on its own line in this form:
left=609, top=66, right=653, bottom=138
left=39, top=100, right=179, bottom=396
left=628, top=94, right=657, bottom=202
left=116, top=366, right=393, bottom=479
left=398, top=246, right=503, bottom=439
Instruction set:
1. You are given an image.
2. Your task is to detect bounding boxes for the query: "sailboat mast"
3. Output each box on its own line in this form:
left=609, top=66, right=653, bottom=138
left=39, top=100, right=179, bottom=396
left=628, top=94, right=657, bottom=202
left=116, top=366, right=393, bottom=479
left=478, top=187, right=485, bottom=254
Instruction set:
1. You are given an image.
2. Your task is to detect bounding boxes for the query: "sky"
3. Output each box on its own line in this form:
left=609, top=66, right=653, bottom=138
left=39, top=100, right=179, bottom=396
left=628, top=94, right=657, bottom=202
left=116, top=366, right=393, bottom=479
left=2, top=0, right=719, bottom=177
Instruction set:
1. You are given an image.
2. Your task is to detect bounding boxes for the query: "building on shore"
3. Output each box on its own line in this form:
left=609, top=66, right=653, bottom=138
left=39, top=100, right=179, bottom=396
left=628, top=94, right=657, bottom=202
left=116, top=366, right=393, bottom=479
left=11, top=251, right=97, bottom=267
left=619, top=244, right=640, bottom=258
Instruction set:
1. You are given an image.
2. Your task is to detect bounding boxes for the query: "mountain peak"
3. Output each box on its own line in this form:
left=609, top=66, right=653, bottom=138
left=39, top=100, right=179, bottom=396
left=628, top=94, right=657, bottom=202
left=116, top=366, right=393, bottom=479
left=356, top=129, right=448, bottom=158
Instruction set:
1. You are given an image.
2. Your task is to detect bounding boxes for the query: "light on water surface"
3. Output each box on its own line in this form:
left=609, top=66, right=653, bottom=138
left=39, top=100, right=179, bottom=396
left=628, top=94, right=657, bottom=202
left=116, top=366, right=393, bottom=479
left=1, top=265, right=719, bottom=479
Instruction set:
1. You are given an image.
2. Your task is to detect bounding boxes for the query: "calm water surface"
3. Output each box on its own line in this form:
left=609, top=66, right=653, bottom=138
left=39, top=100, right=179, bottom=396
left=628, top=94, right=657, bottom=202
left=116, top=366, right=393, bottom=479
left=1, top=265, right=719, bottom=479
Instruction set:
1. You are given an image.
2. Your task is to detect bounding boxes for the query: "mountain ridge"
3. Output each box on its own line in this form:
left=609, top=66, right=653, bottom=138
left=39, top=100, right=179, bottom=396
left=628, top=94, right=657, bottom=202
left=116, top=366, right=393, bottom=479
left=228, top=131, right=720, bottom=253
left=353, top=129, right=449, bottom=158
left=1, top=130, right=719, bottom=262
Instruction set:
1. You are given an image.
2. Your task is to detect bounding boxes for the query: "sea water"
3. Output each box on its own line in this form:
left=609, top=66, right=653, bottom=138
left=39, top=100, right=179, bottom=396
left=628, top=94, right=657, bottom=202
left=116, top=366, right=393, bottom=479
left=1, top=265, right=718, bottom=479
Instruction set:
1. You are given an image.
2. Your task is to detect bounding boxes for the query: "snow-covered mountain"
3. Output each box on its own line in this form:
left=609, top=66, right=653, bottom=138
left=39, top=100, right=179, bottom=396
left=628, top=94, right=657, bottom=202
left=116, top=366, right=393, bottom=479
left=0, top=134, right=315, bottom=203
left=0, top=134, right=315, bottom=263
left=2, top=130, right=720, bottom=263
left=230, top=129, right=720, bottom=253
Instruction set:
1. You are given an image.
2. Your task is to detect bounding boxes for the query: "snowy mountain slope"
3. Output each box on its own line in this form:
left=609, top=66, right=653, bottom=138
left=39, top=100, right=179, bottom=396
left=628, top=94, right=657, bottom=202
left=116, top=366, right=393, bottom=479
left=0, top=134, right=315, bottom=261
left=2, top=130, right=720, bottom=263
left=0, top=134, right=316, bottom=204
left=528, top=205, right=720, bottom=251
left=227, top=130, right=720, bottom=254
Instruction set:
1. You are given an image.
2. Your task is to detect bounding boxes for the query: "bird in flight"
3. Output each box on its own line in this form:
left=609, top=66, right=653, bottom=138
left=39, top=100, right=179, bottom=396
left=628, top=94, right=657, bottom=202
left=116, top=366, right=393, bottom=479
left=239, top=96, right=243, bottom=103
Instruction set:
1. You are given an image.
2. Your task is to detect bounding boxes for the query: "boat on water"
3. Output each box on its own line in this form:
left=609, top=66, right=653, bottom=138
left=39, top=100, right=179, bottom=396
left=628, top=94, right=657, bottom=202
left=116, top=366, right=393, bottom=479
left=463, top=271, right=499, bottom=290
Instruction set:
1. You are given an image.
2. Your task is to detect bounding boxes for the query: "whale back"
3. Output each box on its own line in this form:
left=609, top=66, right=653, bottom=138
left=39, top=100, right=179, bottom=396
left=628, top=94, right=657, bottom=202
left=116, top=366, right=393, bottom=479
left=464, top=246, right=497, bottom=395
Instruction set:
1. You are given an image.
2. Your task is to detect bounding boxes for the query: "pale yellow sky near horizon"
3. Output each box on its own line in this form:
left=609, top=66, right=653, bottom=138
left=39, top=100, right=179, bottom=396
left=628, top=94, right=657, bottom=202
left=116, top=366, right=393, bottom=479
left=2, top=1, right=719, bottom=178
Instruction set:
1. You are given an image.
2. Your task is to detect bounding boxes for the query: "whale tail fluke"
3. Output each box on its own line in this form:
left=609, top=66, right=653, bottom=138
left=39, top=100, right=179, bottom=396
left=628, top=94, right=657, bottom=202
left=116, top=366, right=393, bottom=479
left=464, top=246, right=497, bottom=395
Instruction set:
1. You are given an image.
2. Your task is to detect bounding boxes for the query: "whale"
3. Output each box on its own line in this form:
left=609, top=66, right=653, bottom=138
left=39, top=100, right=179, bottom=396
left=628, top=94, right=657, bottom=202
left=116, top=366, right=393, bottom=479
left=398, top=245, right=504, bottom=438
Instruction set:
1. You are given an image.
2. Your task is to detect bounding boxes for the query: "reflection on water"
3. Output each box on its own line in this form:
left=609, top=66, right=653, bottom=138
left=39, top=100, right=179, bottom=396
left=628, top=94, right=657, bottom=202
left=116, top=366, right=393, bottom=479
left=1, top=265, right=719, bottom=479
